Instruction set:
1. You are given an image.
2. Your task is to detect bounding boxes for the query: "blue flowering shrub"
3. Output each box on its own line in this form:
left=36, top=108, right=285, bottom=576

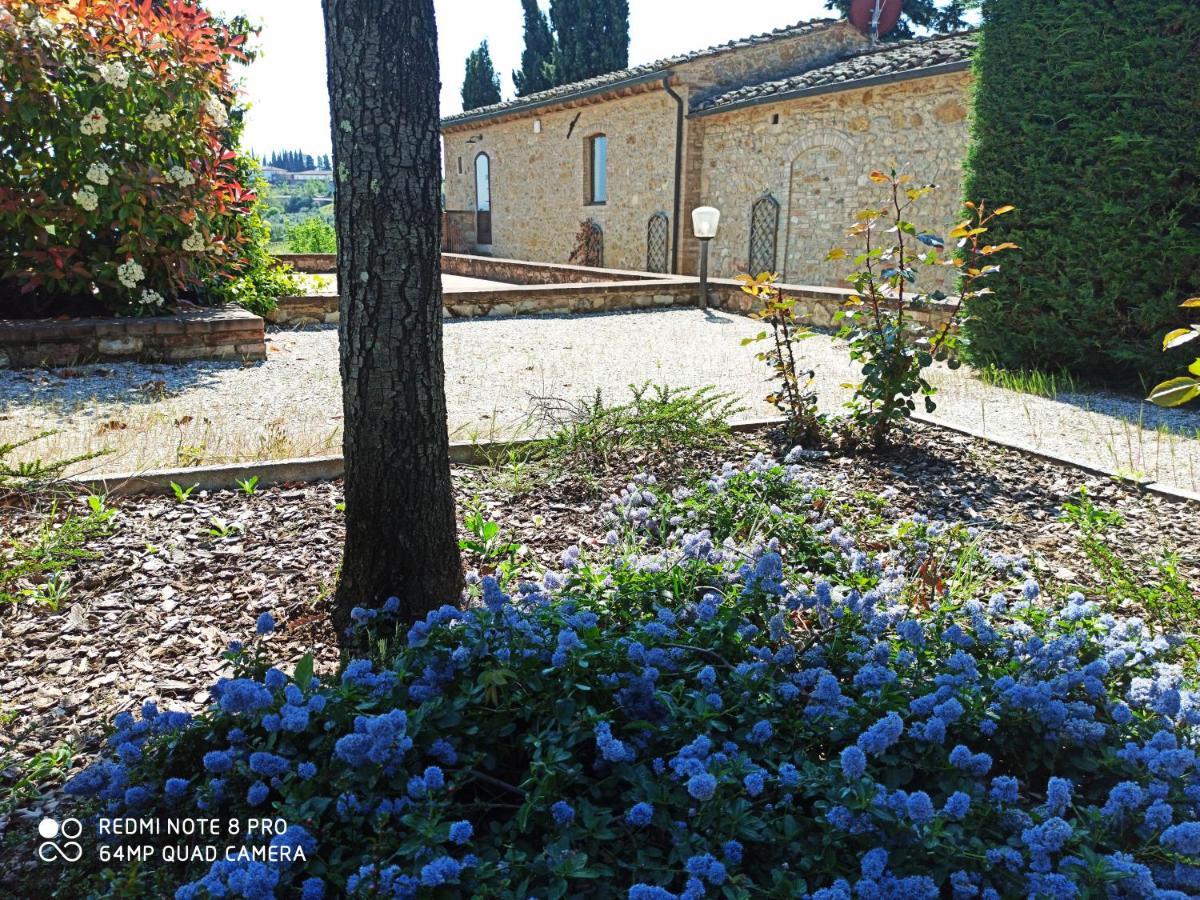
left=60, top=454, right=1200, bottom=898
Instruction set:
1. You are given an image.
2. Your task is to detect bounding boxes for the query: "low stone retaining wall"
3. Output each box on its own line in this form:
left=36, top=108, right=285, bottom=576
left=277, top=253, right=336, bottom=274
left=268, top=252, right=956, bottom=330
left=0, top=307, right=266, bottom=368
left=269, top=276, right=956, bottom=329
left=708, top=279, right=956, bottom=331
left=440, top=253, right=661, bottom=285
left=268, top=295, right=339, bottom=326
left=274, top=253, right=666, bottom=285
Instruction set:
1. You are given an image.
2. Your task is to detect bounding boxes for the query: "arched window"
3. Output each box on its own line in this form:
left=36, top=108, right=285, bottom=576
left=586, top=134, right=607, bottom=204
left=646, top=212, right=669, bottom=273
left=748, top=194, right=780, bottom=275
left=474, top=153, right=491, bottom=245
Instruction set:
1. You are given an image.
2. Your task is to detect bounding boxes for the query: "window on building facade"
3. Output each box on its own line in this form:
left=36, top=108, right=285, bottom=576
left=646, top=212, right=669, bottom=273
left=586, top=134, right=607, bottom=204
left=748, top=194, right=780, bottom=275
left=475, top=152, right=492, bottom=245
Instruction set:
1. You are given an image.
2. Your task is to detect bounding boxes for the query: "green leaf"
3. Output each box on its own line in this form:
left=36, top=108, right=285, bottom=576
left=292, top=652, right=314, bottom=690
left=1163, top=328, right=1199, bottom=351
left=1147, top=376, right=1200, bottom=408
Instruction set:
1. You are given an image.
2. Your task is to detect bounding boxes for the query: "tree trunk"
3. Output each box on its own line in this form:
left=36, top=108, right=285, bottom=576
left=322, top=0, right=463, bottom=634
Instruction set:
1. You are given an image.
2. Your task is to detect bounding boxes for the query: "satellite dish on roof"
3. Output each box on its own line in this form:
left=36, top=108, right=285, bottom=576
left=849, top=0, right=903, bottom=42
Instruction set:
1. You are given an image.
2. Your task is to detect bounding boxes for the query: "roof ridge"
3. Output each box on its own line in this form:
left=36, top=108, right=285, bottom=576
left=692, top=31, right=978, bottom=115
left=442, top=17, right=843, bottom=126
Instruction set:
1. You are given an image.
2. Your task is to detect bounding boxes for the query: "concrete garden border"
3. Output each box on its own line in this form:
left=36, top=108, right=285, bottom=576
left=67, top=416, right=1197, bottom=505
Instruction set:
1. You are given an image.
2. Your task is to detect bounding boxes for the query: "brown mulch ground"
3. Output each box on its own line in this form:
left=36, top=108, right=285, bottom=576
left=1, top=422, right=1197, bottom=857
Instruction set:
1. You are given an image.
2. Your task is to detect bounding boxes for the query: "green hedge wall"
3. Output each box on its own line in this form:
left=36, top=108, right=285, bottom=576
left=962, top=0, right=1200, bottom=386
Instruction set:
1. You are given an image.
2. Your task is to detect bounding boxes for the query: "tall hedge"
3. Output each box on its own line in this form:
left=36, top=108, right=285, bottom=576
left=962, top=0, right=1200, bottom=385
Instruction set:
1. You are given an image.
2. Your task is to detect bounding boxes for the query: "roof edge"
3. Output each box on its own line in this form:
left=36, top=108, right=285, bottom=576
left=442, top=70, right=671, bottom=131
left=691, top=58, right=972, bottom=118
left=441, top=17, right=845, bottom=131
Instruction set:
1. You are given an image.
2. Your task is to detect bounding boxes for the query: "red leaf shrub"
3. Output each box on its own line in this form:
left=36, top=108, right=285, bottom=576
left=0, top=0, right=278, bottom=317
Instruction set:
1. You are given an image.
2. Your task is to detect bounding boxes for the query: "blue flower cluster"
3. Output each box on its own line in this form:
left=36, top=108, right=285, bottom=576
left=60, top=454, right=1200, bottom=898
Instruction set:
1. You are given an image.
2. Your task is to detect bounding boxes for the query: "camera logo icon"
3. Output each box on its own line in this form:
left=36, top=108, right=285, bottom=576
left=37, top=817, right=83, bottom=863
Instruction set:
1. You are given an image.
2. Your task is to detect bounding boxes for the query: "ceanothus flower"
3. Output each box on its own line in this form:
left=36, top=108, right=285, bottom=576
left=626, top=802, right=654, bottom=827
left=551, top=801, right=575, bottom=826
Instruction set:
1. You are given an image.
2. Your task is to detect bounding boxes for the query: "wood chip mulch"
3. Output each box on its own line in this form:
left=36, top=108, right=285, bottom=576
left=1, top=423, right=1196, bottom=852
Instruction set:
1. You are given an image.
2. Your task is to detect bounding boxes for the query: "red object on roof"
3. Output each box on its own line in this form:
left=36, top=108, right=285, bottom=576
left=849, top=0, right=903, bottom=38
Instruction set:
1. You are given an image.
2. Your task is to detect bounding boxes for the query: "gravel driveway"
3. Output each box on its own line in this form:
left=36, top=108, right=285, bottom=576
left=2, top=308, right=1198, bottom=491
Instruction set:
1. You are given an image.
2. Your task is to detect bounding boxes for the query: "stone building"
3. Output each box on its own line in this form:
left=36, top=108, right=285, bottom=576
left=441, top=18, right=975, bottom=287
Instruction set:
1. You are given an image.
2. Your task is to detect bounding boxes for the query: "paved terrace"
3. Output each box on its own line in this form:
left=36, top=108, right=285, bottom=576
left=2, top=308, right=1198, bottom=493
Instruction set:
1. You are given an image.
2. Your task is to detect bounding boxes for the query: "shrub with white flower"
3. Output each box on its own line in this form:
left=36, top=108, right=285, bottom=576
left=116, top=259, right=144, bottom=288
left=144, top=110, right=171, bottom=132
left=139, top=289, right=164, bottom=309
left=78, top=107, right=108, bottom=135
left=85, top=162, right=111, bottom=185
left=204, top=94, right=228, bottom=128
left=182, top=231, right=206, bottom=252
left=58, top=455, right=1200, bottom=898
left=72, top=186, right=98, bottom=211
left=0, top=0, right=294, bottom=317
left=97, top=59, right=128, bottom=89
left=166, top=165, right=195, bottom=187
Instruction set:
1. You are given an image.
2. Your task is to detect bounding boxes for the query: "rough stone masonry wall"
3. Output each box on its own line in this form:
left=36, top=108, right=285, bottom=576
left=0, top=307, right=266, bottom=368
left=689, top=70, right=973, bottom=292
left=443, top=89, right=680, bottom=272
left=676, top=22, right=866, bottom=107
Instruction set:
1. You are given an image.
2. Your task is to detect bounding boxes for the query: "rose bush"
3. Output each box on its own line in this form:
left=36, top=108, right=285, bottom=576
left=54, top=454, right=1200, bottom=898
left=0, top=0, right=294, bottom=317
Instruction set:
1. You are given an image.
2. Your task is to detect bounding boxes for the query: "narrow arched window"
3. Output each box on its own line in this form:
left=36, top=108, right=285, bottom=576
left=748, top=194, right=780, bottom=275
left=586, top=134, right=607, bottom=204
left=646, top=212, right=669, bottom=273
left=474, top=152, right=492, bottom=245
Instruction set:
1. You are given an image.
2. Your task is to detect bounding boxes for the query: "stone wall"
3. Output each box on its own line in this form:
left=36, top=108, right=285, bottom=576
left=277, top=253, right=336, bottom=274
left=443, top=88, right=682, bottom=273
left=268, top=295, right=339, bottom=327
left=676, top=21, right=866, bottom=106
left=0, top=307, right=266, bottom=368
left=686, top=70, right=973, bottom=291
left=441, top=253, right=660, bottom=285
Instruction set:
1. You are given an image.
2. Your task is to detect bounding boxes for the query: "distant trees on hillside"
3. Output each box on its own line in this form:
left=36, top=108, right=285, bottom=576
left=260, top=149, right=331, bottom=172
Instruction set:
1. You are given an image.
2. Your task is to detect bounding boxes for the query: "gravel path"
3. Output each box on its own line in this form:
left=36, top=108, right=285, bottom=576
left=2, top=308, right=1198, bottom=490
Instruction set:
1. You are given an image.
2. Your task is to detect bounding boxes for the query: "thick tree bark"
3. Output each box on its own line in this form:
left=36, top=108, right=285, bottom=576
left=322, top=0, right=463, bottom=633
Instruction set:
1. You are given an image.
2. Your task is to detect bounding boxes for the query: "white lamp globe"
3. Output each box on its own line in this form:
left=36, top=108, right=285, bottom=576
left=691, top=206, right=721, bottom=239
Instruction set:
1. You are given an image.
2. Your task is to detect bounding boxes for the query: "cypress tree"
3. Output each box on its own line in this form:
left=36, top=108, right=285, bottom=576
left=824, top=0, right=970, bottom=41
left=513, top=0, right=556, bottom=96
left=549, top=0, right=629, bottom=85
left=962, top=0, right=1200, bottom=385
left=461, top=40, right=502, bottom=111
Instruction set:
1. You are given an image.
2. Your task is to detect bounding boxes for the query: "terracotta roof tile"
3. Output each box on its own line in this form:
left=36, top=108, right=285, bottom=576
left=692, top=31, right=977, bottom=114
left=441, top=18, right=842, bottom=126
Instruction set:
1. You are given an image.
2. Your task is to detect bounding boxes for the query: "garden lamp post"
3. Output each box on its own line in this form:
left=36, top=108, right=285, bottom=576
left=692, top=206, right=721, bottom=311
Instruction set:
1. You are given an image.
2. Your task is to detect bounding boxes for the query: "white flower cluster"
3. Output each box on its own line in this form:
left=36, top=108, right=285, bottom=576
left=166, top=165, right=195, bottom=188
left=98, top=60, right=129, bottom=90
left=117, top=259, right=145, bottom=289
left=30, top=16, right=56, bottom=39
left=204, top=96, right=228, bottom=128
left=80, top=108, right=108, bottom=136
left=86, top=163, right=111, bottom=186
left=182, top=231, right=207, bottom=252
left=145, top=111, right=171, bottom=132
left=73, top=187, right=99, bottom=212
left=141, top=289, right=165, bottom=308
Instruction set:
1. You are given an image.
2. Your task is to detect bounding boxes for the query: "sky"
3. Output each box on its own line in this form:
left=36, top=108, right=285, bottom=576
left=206, top=0, right=836, bottom=159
